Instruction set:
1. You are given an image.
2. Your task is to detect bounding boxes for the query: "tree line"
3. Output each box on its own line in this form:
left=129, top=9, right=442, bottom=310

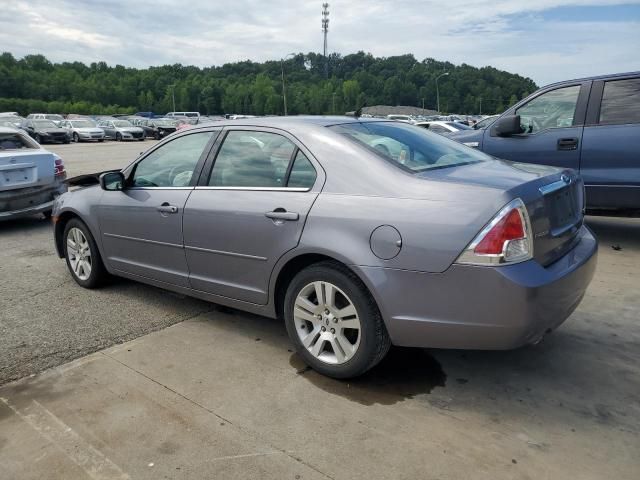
left=0, top=51, right=537, bottom=116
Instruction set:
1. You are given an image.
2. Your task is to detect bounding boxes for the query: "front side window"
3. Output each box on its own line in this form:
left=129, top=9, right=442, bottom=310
left=599, top=78, right=640, bottom=125
left=516, top=85, right=581, bottom=134
left=330, top=121, right=490, bottom=172
left=209, top=131, right=296, bottom=187
left=131, top=131, right=214, bottom=187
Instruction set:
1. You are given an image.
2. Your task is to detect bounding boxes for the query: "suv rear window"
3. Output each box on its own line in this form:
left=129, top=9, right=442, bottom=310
left=599, top=78, right=640, bottom=125
left=0, top=132, right=38, bottom=150
left=329, top=121, right=489, bottom=172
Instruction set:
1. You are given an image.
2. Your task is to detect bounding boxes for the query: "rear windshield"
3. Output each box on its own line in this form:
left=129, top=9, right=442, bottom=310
left=0, top=132, right=38, bottom=150
left=328, top=121, right=489, bottom=172
left=70, top=120, right=97, bottom=128
left=33, top=120, right=58, bottom=128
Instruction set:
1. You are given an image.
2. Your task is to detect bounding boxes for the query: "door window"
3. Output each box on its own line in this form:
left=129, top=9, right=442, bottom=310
left=516, top=85, right=581, bottom=133
left=131, top=131, right=214, bottom=188
left=599, top=78, right=640, bottom=125
left=209, top=131, right=296, bottom=187
left=287, top=151, right=317, bottom=188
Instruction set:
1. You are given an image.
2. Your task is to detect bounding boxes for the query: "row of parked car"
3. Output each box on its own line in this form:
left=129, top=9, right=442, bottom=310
left=0, top=112, right=227, bottom=145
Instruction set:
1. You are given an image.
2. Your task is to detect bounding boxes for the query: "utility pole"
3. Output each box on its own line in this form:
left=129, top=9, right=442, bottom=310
left=332, top=92, right=336, bottom=114
left=322, top=3, right=329, bottom=78
left=422, top=98, right=425, bottom=111
left=435, top=72, right=449, bottom=114
left=280, top=53, right=295, bottom=116
left=479, top=97, right=482, bottom=115
left=169, top=84, right=176, bottom=112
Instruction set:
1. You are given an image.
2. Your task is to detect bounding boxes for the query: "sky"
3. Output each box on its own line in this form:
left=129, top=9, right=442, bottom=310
left=1, top=0, right=639, bottom=86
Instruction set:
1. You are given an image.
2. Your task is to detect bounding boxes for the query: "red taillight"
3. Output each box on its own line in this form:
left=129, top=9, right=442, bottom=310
left=474, top=209, right=524, bottom=255
left=54, top=157, right=65, bottom=177
left=456, top=198, right=533, bottom=266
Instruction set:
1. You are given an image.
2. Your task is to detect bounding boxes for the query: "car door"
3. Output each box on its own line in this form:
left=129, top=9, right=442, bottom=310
left=580, top=76, right=640, bottom=209
left=482, top=83, right=590, bottom=171
left=101, top=121, right=116, bottom=139
left=97, top=130, right=219, bottom=286
left=183, top=128, right=323, bottom=304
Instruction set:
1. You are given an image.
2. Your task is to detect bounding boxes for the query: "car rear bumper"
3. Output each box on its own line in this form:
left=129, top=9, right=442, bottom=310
left=0, top=178, right=68, bottom=221
left=355, top=225, right=598, bottom=350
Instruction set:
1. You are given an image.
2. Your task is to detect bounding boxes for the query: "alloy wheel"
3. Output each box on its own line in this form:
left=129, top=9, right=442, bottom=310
left=67, top=227, right=92, bottom=281
left=293, top=281, right=361, bottom=365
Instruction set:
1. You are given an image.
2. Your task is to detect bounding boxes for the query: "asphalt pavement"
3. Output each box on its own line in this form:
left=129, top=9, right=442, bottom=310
left=0, top=141, right=639, bottom=478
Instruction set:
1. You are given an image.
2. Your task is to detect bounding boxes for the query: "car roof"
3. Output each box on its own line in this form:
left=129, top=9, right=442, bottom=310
left=0, top=126, right=25, bottom=133
left=186, top=116, right=387, bottom=131
left=543, top=71, right=640, bottom=89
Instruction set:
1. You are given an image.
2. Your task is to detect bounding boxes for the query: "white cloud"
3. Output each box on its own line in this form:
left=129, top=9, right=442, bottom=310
left=0, top=0, right=638, bottom=85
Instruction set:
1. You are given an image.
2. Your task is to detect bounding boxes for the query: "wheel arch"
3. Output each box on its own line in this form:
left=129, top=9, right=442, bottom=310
left=271, top=251, right=386, bottom=325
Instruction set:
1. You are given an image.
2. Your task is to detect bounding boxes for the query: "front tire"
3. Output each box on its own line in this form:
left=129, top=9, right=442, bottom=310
left=63, top=219, right=109, bottom=289
left=116, top=132, right=122, bottom=142
left=73, top=132, right=80, bottom=143
left=284, top=261, right=391, bottom=379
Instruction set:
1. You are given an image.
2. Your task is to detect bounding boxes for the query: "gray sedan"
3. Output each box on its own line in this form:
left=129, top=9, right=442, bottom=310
left=52, top=117, right=597, bottom=378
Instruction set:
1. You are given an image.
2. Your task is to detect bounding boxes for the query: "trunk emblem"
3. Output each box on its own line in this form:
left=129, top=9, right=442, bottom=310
left=561, top=174, right=571, bottom=185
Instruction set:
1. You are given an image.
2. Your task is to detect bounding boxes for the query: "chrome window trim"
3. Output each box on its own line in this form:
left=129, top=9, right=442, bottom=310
left=194, top=186, right=310, bottom=192
left=127, top=187, right=194, bottom=190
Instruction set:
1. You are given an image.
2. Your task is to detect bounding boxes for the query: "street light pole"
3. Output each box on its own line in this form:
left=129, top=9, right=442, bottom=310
left=280, top=53, right=295, bottom=116
left=435, top=72, right=449, bottom=114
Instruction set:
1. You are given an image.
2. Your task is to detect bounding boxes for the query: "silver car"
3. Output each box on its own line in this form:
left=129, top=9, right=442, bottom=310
left=1, top=127, right=67, bottom=220
left=59, top=119, right=105, bottom=143
left=52, top=117, right=597, bottom=378
left=96, top=119, right=145, bottom=141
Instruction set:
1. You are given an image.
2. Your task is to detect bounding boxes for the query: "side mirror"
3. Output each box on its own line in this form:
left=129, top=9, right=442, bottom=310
left=99, top=171, right=125, bottom=191
left=491, top=115, right=522, bottom=137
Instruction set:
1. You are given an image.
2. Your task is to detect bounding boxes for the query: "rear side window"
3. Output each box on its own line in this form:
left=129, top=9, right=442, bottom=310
left=599, top=78, right=640, bottom=125
left=287, top=151, right=317, bottom=189
left=209, top=131, right=296, bottom=188
left=0, top=133, right=38, bottom=150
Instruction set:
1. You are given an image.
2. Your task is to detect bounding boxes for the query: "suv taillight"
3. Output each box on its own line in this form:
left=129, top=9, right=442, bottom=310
left=456, top=198, right=533, bottom=266
left=54, top=155, right=65, bottom=177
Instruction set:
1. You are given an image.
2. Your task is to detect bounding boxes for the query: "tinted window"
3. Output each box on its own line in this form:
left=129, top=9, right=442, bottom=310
left=209, top=131, right=295, bottom=187
left=0, top=132, right=38, bottom=150
left=132, top=132, right=214, bottom=187
left=516, top=85, right=580, bottom=133
left=599, top=78, right=640, bottom=125
left=287, top=151, right=316, bottom=189
left=329, top=122, right=490, bottom=172
left=429, top=125, right=449, bottom=134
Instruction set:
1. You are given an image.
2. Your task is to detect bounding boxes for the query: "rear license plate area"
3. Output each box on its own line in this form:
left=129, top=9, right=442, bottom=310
left=549, top=187, right=579, bottom=234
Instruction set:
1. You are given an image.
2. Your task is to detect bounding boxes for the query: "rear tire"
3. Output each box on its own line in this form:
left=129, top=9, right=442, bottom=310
left=284, top=261, right=391, bottom=379
left=98, top=139, right=104, bottom=142
left=63, top=218, right=109, bottom=289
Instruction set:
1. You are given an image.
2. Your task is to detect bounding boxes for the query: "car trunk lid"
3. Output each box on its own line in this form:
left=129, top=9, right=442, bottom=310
left=0, top=150, right=55, bottom=191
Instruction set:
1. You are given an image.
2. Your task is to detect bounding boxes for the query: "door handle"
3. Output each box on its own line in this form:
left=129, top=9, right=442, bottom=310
left=265, top=209, right=299, bottom=221
left=157, top=203, right=179, bottom=214
left=557, top=137, right=578, bottom=150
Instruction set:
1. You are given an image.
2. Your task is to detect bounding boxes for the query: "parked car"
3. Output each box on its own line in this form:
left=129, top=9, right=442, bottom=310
left=22, top=119, right=71, bottom=144
left=472, top=115, right=499, bottom=130
left=96, top=119, right=145, bottom=141
left=448, top=72, right=640, bottom=213
left=165, top=111, right=200, bottom=119
left=129, top=117, right=178, bottom=139
left=59, top=119, right=105, bottom=143
left=52, top=117, right=597, bottom=378
left=1, top=127, right=67, bottom=220
left=386, top=114, right=415, bottom=123
left=26, top=113, right=65, bottom=126
left=0, top=115, right=25, bottom=128
left=415, top=120, right=472, bottom=135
